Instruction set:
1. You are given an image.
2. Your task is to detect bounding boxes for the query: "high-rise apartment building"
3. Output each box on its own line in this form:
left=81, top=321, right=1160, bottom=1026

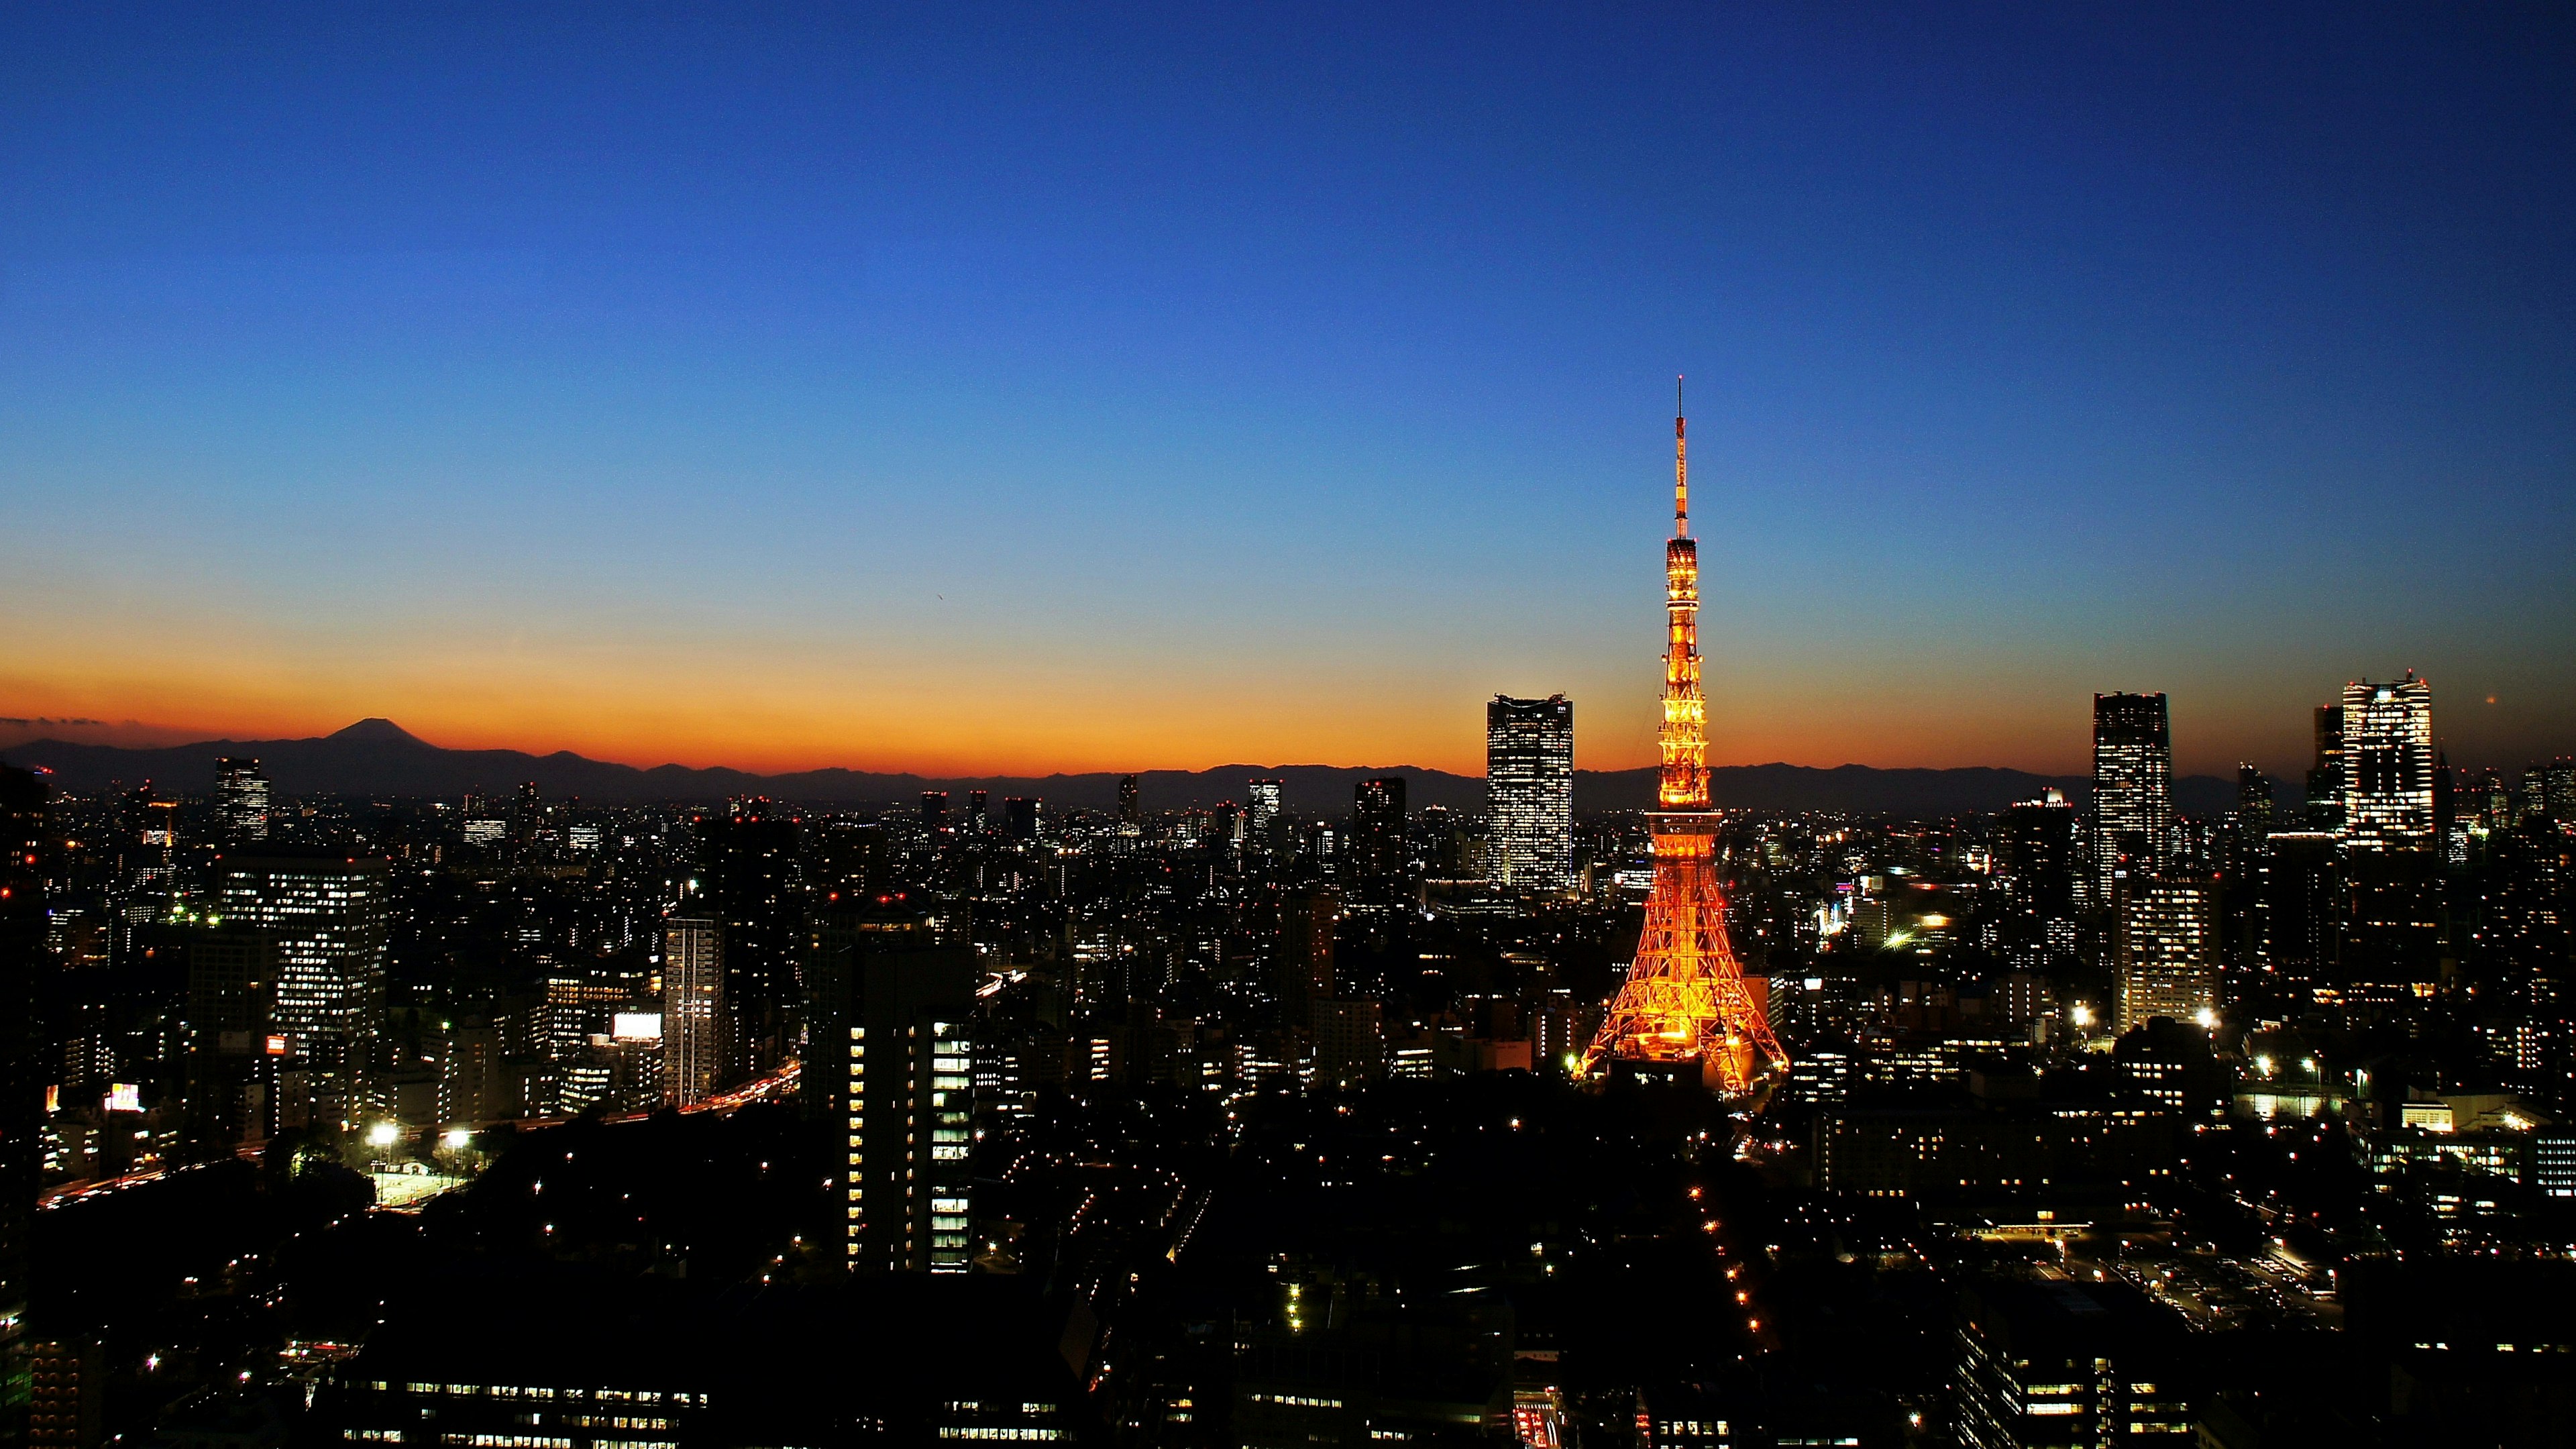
left=966, top=790, right=991, bottom=836
left=215, top=855, right=390, bottom=1087
left=2090, top=692, right=2172, bottom=902
left=839, top=951, right=978, bottom=1273
left=2113, top=878, right=2218, bottom=1034
left=1487, top=694, right=1573, bottom=891
left=213, top=757, right=270, bottom=845
left=661, top=917, right=724, bottom=1107
left=2340, top=673, right=2434, bottom=852
left=1350, top=777, right=1407, bottom=901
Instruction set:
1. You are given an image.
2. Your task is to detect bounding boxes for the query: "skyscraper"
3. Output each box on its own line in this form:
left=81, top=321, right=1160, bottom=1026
left=661, top=917, right=724, bottom=1108
left=840, top=949, right=977, bottom=1273
left=1246, top=779, right=1283, bottom=844
left=1116, top=775, right=1142, bottom=836
left=919, top=792, right=949, bottom=834
left=1350, top=777, right=1407, bottom=902
left=2114, top=877, right=2218, bottom=1033
left=966, top=790, right=991, bottom=837
left=213, top=757, right=270, bottom=845
left=215, top=855, right=390, bottom=1102
left=696, top=799, right=802, bottom=1080
left=1485, top=695, right=1573, bottom=891
left=2002, top=788, right=2079, bottom=921
left=2090, top=692, right=2172, bottom=902
left=1582, top=387, right=1784, bottom=1095
left=2340, top=672, right=2434, bottom=852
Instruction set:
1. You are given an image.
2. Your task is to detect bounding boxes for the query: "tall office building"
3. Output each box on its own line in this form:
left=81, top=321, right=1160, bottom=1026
left=839, top=949, right=978, bottom=1273
left=1246, top=779, right=1284, bottom=844
left=2305, top=705, right=2345, bottom=831
left=661, top=918, right=724, bottom=1108
left=215, top=855, right=390, bottom=1093
left=2340, top=673, right=2434, bottom=852
left=2113, top=878, right=2218, bottom=1034
left=2090, top=692, right=2172, bottom=902
left=213, top=757, right=270, bottom=845
left=919, top=792, right=949, bottom=834
left=1486, top=694, right=1574, bottom=891
left=696, top=799, right=802, bottom=1079
left=965, top=790, right=991, bottom=837
left=1350, top=777, right=1407, bottom=902
left=1116, top=775, right=1142, bottom=835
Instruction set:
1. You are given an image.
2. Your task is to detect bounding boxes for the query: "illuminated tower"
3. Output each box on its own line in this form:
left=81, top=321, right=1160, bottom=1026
left=1582, top=384, right=1787, bottom=1095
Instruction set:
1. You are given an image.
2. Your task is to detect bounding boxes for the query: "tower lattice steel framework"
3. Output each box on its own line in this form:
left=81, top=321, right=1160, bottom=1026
left=1579, top=382, right=1790, bottom=1096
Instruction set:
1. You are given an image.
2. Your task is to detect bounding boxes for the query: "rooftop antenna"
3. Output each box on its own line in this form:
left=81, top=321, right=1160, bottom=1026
left=1674, top=374, right=1689, bottom=537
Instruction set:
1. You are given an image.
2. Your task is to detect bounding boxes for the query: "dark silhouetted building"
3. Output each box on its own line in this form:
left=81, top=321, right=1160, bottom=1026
left=2002, top=788, right=2078, bottom=919
left=1350, top=777, right=1407, bottom=902
left=1003, top=796, right=1040, bottom=843
left=185, top=926, right=280, bottom=1149
left=695, top=799, right=801, bottom=1079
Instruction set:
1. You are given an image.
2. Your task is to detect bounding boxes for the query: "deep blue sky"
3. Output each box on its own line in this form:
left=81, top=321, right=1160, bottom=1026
left=4, top=3, right=2571, bottom=776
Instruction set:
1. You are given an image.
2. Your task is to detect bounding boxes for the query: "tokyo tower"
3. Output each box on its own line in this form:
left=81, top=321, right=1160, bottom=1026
left=1579, top=382, right=1790, bottom=1096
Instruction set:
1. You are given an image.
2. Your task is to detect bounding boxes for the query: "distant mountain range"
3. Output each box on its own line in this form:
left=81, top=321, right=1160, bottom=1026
left=0, top=718, right=2271, bottom=818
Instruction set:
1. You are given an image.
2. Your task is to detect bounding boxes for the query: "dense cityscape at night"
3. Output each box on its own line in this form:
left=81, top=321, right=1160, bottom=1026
left=5, top=5, right=2575, bottom=1449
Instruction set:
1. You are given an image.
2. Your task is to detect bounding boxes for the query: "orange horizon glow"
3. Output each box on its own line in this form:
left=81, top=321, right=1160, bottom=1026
left=3, top=669, right=2143, bottom=781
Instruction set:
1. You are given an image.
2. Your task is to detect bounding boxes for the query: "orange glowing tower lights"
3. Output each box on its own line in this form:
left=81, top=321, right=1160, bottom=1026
left=1580, top=381, right=1789, bottom=1096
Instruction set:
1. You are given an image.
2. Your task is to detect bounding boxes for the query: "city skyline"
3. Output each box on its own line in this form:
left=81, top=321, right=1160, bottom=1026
left=5, top=5, right=2573, bottom=777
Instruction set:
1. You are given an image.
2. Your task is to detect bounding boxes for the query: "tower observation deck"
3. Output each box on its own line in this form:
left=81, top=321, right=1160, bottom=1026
left=1579, top=382, right=1790, bottom=1096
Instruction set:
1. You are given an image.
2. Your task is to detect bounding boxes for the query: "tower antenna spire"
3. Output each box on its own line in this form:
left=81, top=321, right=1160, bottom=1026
left=1674, top=374, right=1688, bottom=537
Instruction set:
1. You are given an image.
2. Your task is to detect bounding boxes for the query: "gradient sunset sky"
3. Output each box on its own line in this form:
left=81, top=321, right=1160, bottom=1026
left=4, top=4, right=2571, bottom=780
